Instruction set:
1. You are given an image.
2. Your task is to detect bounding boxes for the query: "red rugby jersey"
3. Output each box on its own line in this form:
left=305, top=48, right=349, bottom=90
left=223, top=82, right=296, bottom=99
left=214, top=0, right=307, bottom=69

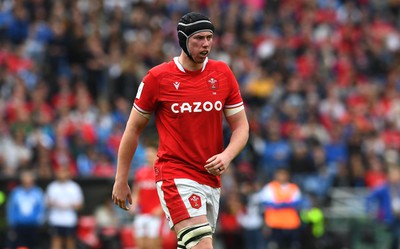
left=134, top=57, right=244, bottom=188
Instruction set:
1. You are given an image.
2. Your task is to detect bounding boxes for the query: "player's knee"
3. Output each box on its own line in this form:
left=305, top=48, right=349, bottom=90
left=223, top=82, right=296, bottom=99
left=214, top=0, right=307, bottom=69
left=177, top=223, right=213, bottom=249
left=193, top=237, right=213, bottom=249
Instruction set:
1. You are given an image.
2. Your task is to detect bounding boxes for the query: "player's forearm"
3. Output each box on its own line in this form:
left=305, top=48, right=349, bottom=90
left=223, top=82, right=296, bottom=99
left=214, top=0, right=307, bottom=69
left=224, top=126, right=249, bottom=161
left=115, top=108, right=149, bottom=183
left=224, top=111, right=249, bottom=161
left=115, top=131, right=140, bottom=183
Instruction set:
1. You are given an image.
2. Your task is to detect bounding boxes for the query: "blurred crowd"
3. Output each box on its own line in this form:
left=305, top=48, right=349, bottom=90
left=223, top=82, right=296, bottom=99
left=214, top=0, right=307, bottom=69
left=1, top=0, right=400, bottom=248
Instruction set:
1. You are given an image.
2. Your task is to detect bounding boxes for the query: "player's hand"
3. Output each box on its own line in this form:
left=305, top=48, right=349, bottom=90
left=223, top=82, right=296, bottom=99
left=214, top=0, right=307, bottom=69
left=204, top=153, right=230, bottom=176
left=112, top=181, right=132, bottom=211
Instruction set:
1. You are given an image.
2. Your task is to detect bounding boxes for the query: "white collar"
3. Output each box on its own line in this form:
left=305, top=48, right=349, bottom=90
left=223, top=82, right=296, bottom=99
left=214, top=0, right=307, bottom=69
left=173, top=57, right=208, bottom=73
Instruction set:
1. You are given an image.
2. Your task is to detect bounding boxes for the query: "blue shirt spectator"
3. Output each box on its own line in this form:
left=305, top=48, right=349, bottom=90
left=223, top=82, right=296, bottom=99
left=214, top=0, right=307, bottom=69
left=7, top=185, right=45, bottom=225
left=34, top=21, right=53, bottom=44
left=261, top=121, right=291, bottom=179
left=366, top=181, right=396, bottom=224
left=7, top=7, right=29, bottom=44
left=262, top=140, right=291, bottom=170
left=0, top=8, right=12, bottom=29
left=366, top=166, right=400, bottom=249
left=7, top=175, right=45, bottom=226
left=6, top=170, right=45, bottom=249
left=324, top=139, right=348, bottom=166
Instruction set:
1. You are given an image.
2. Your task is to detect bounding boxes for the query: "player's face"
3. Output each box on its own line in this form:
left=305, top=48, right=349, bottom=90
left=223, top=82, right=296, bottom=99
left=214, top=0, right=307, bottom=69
left=188, top=31, right=213, bottom=64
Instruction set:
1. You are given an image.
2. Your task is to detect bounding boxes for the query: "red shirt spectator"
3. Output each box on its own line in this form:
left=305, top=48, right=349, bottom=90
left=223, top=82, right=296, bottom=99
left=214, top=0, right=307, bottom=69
left=364, top=156, right=387, bottom=189
left=92, top=155, right=115, bottom=178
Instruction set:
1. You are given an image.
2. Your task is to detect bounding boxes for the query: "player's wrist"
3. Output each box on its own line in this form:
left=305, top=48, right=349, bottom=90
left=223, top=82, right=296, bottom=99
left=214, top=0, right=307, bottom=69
left=114, top=171, right=129, bottom=183
left=222, top=150, right=235, bottom=163
left=114, top=178, right=129, bottom=187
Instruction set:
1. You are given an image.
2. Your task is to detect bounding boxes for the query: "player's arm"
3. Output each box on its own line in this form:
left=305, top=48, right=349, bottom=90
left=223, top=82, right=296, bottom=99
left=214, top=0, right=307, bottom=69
left=205, top=109, right=249, bottom=175
left=223, top=109, right=249, bottom=161
left=112, top=108, right=149, bottom=210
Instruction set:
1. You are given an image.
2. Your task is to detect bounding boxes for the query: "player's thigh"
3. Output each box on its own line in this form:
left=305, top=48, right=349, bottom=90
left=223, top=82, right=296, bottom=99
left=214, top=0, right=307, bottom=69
left=156, top=179, right=209, bottom=229
left=173, top=215, right=209, bottom=234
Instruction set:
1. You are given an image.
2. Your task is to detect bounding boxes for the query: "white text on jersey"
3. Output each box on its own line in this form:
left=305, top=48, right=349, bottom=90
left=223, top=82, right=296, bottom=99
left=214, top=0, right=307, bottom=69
left=171, top=101, right=223, bottom=113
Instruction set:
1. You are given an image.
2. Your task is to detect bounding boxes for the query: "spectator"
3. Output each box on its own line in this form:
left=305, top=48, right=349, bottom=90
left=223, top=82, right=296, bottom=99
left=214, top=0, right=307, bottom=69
left=129, top=146, right=163, bottom=249
left=76, top=145, right=96, bottom=176
left=95, top=97, right=114, bottom=145
left=299, top=114, right=330, bottom=145
left=306, top=145, right=335, bottom=202
left=45, top=18, right=69, bottom=80
left=84, top=34, right=108, bottom=99
left=259, top=168, right=302, bottom=249
left=6, top=169, right=45, bottom=249
left=92, top=152, right=115, bottom=178
left=300, top=194, right=325, bottom=249
left=323, top=124, right=348, bottom=167
left=288, top=141, right=317, bottom=190
left=364, top=154, right=387, bottom=189
left=7, top=5, right=29, bottom=44
left=33, top=142, right=53, bottom=179
left=46, top=167, right=84, bottom=249
left=94, top=197, right=120, bottom=249
left=366, top=166, right=400, bottom=249
left=333, top=161, right=353, bottom=187
left=218, top=193, right=245, bottom=249
left=347, top=154, right=366, bottom=187
left=51, top=137, right=77, bottom=176
left=260, top=118, right=291, bottom=181
left=0, top=127, right=32, bottom=176
left=237, top=181, right=266, bottom=249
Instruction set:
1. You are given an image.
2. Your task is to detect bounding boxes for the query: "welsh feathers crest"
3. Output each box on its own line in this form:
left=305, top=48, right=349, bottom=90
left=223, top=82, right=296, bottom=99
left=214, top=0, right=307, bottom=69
left=207, top=78, right=218, bottom=90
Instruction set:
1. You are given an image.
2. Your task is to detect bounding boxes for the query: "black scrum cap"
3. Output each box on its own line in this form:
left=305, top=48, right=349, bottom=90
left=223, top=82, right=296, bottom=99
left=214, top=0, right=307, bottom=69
left=177, top=12, right=214, bottom=60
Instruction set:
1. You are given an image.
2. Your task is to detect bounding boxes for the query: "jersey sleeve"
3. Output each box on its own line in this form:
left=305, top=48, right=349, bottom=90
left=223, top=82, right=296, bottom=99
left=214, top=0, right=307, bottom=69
left=133, top=72, right=159, bottom=118
left=224, top=67, right=244, bottom=117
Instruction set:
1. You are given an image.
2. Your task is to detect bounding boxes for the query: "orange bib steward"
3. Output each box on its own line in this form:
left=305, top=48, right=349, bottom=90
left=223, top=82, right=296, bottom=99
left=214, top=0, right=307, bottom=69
left=264, top=181, right=301, bottom=230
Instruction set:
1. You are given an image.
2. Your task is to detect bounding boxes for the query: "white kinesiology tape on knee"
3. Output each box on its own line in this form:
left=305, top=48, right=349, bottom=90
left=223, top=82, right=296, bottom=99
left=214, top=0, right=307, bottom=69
left=177, top=239, right=185, bottom=249
left=177, top=223, right=213, bottom=249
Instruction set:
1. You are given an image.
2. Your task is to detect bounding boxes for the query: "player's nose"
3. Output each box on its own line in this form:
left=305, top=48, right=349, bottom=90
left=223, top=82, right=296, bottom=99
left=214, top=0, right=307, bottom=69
left=202, top=39, right=211, bottom=47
